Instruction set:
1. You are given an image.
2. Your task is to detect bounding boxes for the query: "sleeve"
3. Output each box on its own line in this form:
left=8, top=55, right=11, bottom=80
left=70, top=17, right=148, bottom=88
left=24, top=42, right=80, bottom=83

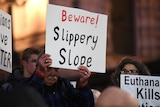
left=77, top=86, right=94, bottom=107
left=64, top=79, right=94, bottom=107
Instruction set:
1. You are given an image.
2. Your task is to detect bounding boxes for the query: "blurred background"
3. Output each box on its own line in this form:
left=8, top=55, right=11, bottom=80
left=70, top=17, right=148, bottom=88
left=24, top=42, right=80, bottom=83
left=1, top=0, right=160, bottom=90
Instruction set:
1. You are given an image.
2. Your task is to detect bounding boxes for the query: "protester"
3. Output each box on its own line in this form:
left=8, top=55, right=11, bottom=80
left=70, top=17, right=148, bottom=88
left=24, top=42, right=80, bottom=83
left=20, top=49, right=94, bottom=107
left=95, top=86, right=139, bottom=107
left=111, top=56, right=151, bottom=86
left=1, top=47, right=40, bottom=91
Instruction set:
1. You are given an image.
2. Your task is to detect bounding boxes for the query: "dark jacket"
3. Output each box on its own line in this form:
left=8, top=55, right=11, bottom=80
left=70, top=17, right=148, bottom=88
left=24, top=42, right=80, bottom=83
left=1, top=67, right=32, bottom=92
left=20, top=73, right=94, bottom=107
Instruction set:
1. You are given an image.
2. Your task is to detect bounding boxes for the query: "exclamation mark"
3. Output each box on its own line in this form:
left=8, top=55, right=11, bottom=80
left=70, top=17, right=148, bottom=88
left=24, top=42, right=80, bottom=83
left=95, top=15, right=99, bottom=28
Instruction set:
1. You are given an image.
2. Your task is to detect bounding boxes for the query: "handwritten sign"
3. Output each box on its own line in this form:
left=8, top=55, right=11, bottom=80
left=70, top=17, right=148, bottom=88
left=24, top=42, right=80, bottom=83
left=45, top=4, right=107, bottom=73
left=120, top=74, right=160, bottom=107
left=0, top=10, right=12, bottom=73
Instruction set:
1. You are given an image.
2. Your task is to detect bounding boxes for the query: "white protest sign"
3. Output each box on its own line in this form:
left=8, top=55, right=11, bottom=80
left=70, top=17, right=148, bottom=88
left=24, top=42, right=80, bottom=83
left=120, top=74, right=160, bottom=107
left=45, top=4, right=107, bottom=73
left=0, top=10, right=12, bottom=73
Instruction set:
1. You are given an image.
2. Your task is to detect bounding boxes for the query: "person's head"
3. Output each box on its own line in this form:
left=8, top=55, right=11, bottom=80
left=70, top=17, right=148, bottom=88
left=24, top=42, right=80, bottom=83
left=113, top=56, right=151, bottom=86
left=36, top=49, right=59, bottom=86
left=95, top=86, right=139, bottom=107
left=21, top=47, right=40, bottom=78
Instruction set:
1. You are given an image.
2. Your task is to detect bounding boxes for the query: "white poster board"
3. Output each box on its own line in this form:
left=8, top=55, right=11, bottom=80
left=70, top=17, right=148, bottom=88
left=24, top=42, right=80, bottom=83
left=45, top=4, right=108, bottom=73
left=120, top=74, right=160, bottom=107
left=0, top=10, right=12, bottom=73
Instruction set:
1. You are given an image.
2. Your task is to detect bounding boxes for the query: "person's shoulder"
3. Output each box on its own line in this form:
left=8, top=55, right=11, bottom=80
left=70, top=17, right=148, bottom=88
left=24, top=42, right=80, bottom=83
left=12, top=67, right=22, bottom=72
left=58, top=77, right=70, bottom=84
left=58, top=76, right=72, bottom=88
left=7, top=67, right=24, bottom=85
left=1, top=82, right=13, bottom=92
left=11, top=67, right=23, bottom=78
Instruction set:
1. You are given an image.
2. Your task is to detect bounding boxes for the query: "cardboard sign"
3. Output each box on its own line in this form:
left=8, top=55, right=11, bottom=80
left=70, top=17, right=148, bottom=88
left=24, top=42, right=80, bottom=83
left=45, top=4, right=108, bottom=73
left=0, top=10, right=12, bottom=73
left=120, top=74, right=160, bottom=107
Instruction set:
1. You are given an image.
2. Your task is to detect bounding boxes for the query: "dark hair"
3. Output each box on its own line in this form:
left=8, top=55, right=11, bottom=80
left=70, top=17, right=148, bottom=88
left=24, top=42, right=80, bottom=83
left=36, top=49, right=45, bottom=67
left=20, top=47, right=40, bottom=70
left=112, top=56, right=151, bottom=86
left=21, top=47, right=40, bottom=61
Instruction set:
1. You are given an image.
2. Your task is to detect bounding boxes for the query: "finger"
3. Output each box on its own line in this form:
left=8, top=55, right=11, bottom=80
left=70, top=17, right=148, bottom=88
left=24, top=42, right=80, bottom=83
left=41, top=54, right=50, bottom=60
left=79, top=70, right=87, bottom=76
left=44, top=58, right=52, bottom=64
left=39, top=54, right=52, bottom=66
left=78, top=66, right=91, bottom=76
left=78, top=70, right=90, bottom=78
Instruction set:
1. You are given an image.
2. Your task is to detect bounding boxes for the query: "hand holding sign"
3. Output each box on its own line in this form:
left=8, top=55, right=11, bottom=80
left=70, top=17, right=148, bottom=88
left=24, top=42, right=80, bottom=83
left=78, top=65, right=91, bottom=87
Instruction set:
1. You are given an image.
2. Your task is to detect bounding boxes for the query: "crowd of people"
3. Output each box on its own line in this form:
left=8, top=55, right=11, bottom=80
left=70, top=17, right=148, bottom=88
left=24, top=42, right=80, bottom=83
left=0, top=46, right=154, bottom=107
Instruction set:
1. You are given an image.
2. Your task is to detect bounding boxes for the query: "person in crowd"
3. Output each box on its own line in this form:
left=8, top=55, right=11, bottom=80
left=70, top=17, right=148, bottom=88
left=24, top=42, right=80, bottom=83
left=21, top=49, right=94, bottom=107
left=95, top=86, right=139, bottom=107
left=2, top=47, right=40, bottom=91
left=111, top=56, right=151, bottom=86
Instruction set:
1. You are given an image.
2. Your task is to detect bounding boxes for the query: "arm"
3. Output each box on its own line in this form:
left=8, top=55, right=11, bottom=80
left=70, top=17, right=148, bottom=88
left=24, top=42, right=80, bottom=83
left=65, top=66, right=94, bottom=107
left=77, top=66, right=94, bottom=107
left=27, top=54, right=52, bottom=89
